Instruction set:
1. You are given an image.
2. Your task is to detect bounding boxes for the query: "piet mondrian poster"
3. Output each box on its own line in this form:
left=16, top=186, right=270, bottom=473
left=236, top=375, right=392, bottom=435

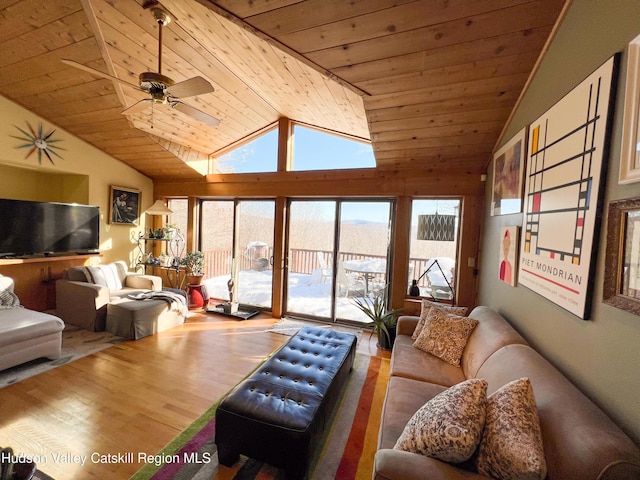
left=518, top=55, right=618, bottom=319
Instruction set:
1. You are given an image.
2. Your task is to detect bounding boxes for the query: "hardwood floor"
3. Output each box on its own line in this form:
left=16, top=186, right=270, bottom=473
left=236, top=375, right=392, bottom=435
left=0, top=311, right=389, bottom=480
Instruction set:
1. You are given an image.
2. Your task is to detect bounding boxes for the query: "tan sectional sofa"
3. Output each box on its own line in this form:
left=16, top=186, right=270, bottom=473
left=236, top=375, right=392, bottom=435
left=374, top=306, right=640, bottom=480
left=56, top=260, right=163, bottom=331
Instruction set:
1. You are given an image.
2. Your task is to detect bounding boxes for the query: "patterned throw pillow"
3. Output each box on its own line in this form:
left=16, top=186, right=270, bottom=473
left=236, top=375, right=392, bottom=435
left=394, top=378, right=488, bottom=463
left=0, top=287, right=20, bottom=309
left=412, top=299, right=469, bottom=340
left=413, top=307, right=478, bottom=366
left=474, top=378, right=547, bottom=480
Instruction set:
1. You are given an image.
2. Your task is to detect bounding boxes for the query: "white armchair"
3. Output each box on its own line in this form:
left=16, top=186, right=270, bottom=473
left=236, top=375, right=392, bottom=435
left=56, top=261, right=162, bottom=331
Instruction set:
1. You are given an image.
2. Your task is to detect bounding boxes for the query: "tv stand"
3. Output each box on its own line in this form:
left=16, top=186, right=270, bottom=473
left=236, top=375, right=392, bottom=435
left=0, top=253, right=101, bottom=311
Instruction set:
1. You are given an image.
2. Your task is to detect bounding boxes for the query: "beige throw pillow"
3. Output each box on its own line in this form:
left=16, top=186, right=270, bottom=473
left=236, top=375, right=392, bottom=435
left=394, top=378, right=488, bottom=463
left=413, top=307, right=478, bottom=366
left=411, top=300, right=469, bottom=339
left=474, top=377, right=547, bottom=480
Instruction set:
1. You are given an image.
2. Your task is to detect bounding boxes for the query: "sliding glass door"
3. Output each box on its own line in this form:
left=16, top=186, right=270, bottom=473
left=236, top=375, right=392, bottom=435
left=200, top=199, right=275, bottom=310
left=335, top=201, right=392, bottom=322
left=285, top=201, right=336, bottom=319
left=285, top=199, right=394, bottom=324
left=235, top=201, right=275, bottom=308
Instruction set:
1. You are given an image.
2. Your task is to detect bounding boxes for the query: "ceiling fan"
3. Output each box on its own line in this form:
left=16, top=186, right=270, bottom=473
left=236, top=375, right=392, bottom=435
left=62, top=7, right=220, bottom=127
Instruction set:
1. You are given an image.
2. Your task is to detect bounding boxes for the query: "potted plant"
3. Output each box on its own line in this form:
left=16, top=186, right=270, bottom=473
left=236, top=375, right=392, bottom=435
left=164, top=223, right=178, bottom=240
left=352, top=284, right=402, bottom=351
left=182, top=251, right=205, bottom=285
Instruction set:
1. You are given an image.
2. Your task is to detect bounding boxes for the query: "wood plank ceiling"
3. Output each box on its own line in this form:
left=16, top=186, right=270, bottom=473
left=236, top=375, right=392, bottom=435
left=0, top=0, right=566, bottom=181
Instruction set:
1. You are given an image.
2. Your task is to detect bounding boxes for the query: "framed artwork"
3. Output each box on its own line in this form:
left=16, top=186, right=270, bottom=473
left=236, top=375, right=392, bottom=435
left=499, top=226, right=519, bottom=287
left=491, top=127, right=527, bottom=215
left=619, top=34, right=640, bottom=184
left=603, top=197, right=640, bottom=315
left=518, top=55, right=619, bottom=320
left=109, top=186, right=140, bottom=225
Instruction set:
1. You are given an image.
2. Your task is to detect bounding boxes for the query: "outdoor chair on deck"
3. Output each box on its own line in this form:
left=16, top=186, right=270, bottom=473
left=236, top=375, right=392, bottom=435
left=337, top=261, right=365, bottom=297
left=316, top=252, right=331, bottom=284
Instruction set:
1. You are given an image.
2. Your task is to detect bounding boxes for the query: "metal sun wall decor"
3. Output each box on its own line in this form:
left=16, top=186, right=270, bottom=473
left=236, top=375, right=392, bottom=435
left=517, top=55, right=619, bottom=320
left=11, top=121, right=65, bottom=164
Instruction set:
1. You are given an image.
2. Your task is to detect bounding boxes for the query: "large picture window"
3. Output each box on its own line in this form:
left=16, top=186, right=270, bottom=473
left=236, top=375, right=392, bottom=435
left=409, top=199, right=461, bottom=301
left=212, top=127, right=278, bottom=174
left=291, top=124, right=375, bottom=171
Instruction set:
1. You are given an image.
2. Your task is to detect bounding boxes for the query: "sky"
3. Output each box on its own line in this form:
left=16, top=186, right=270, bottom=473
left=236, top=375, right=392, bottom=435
left=214, top=124, right=376, bottom=173
left=209, top=125, right=460, bottom=227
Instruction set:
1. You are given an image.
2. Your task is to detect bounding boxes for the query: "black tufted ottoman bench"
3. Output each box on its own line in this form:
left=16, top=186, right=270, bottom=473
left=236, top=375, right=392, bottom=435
left=215, top=326, right=357, bottom=478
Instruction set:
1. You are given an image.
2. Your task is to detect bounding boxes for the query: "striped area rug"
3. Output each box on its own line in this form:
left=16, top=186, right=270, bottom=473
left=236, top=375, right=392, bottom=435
left=130, top=353, right=390, bottom=480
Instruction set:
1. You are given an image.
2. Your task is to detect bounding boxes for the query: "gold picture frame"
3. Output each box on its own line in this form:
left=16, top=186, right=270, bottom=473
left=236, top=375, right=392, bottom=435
left=619, top=34, right=640, bottom=184
left=491, top=127, right=527, bottom=216
left=604, top=197, right=640, bottom=315
left=109, top=185, right=141, bottom=225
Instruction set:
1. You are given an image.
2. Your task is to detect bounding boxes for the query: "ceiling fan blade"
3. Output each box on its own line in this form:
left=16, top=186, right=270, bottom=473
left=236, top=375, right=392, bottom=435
left=171, top=101, right=220, bottom=127
left=61, top=59, right=142, bottom=91
left=122, top=99, right=152, bottom=115
left=165, top=76, right=214, bottom=98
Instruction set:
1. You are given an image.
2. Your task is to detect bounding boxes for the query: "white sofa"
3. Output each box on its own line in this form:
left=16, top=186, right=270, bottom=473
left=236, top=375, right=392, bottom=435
left=55, top=261, right=163, bottom=332
left=0, top=274, right=64, bottom=371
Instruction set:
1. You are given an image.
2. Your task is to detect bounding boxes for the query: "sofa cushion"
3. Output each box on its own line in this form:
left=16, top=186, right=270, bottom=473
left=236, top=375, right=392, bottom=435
left=379, top=376, right=448, bottom=450
left=81, top=264, right=123, bottom=291
left=0, top=308, right=64, bottom=346
left=411, top=300, right=469, bottom=340
left=461, top=306, right=528, bottom=379
left=413, top=307, right=478, bottom=366
left=473, top=377, right=546, bottom=480
left=391, top=336, right=466, bottom=386
left=394, top=378, right=487, bottom=463
left=477, top=344, right=640, bottom=480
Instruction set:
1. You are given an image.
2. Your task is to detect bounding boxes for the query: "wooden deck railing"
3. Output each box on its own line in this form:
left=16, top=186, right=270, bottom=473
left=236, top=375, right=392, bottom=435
left=202, top=248, right=442, bottom=287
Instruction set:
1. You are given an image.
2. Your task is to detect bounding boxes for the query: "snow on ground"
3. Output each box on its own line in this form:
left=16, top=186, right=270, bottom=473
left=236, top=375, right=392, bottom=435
left=203, top=269, right=373, bottom=324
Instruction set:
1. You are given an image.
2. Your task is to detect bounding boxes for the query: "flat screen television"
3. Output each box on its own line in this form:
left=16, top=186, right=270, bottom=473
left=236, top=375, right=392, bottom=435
left=0, top=198, right=100, bottom=257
